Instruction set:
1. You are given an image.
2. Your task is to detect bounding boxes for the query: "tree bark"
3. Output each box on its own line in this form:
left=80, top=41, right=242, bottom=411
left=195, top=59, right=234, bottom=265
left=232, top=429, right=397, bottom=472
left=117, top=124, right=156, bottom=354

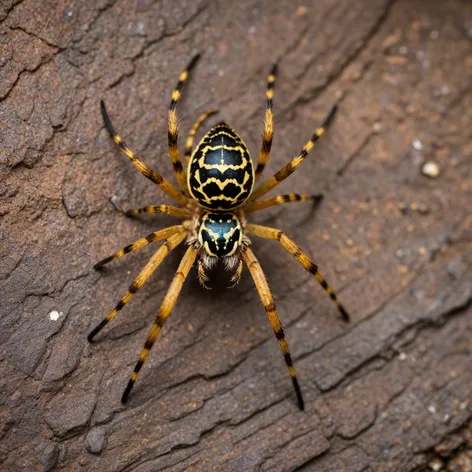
left=1, top=0, right=471, bottom=471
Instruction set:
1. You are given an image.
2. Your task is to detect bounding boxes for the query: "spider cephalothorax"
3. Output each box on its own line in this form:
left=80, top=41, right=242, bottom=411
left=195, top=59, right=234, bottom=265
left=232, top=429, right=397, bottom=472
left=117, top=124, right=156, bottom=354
left=89, top=55, right=350, bottom=410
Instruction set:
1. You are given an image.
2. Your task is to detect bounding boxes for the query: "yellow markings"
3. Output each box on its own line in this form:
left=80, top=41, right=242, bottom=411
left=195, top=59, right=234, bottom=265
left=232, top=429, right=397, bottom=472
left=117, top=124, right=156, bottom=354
left=266, top=89, right=274, bottom=99
left=131, top=372, right=138, bottom=381
left=288, top=366, right=296, bottom=377
left=113, top=135, right=122, bottom=144
left=123, top=148, right=135, bottom=159
left=139, top=348, right=150, bottom=361
left=179, top=71, right=188, bottom=81
left=315, top=273, right=323, bottom=282
left=326, top=286, right=333, bottom=295
left=268, top=74, right=276, bottom=83
left=171, top=89, right=181, bottom=102
left=304, top=141, right=314, bottom=153
left=168, top=109, right=178, bottom=134
left=316, top=127, right=325, bottom=137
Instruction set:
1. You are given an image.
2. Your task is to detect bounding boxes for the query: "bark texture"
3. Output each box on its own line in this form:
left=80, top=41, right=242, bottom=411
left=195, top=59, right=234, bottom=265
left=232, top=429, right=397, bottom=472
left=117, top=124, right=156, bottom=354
left=1, top=0, right=471, bottom=471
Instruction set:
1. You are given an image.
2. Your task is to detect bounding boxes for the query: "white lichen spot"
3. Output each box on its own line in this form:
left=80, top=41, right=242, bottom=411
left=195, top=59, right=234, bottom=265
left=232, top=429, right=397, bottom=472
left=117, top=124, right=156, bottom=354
left=422, top=161, right=440, bottom=178
left=412, top=138, right=423, bottom=150
left=49, top=310, right=63, bottom=321
left=428, top=404, right=436, bottom=414
left=398, top=352, right=407, bottom=361
left=136, top=21, right=146, bottom=36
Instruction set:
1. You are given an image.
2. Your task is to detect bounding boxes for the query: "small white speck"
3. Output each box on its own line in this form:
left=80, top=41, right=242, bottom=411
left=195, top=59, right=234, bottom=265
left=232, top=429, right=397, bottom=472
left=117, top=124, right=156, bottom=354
left=416, top=50, right=425, bottom=60
left=399, top=46, right=408, bottom=55
left=66, top=9, right=73, bottom=18
left=412, top=138, right=423, bottom=150
left=422, top=161, right=440, bottom=178
left=430, top=30, right=439, bottom=40
left=248, top=26, right=256, bottom=34
left=442, top=413, right=450, bottom=423
left=460, top=401, right=468, bottom=410
left=428, top=405, right=436, bottom=414
left=136, top=21, right=146, bottom=36
left=49, top=310, right=63, bottom=321
left=440, top=85, right=450, bottom=95
left=398, top=352, right=407, bottom=361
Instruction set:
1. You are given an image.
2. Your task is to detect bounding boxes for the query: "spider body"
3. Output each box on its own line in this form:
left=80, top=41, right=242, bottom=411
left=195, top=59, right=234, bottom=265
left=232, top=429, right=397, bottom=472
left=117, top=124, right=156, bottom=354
left=198, top=212, right=242, bottom=258
left=90, top=55, right=350, bottom=411
left=188, top=122, right=254, bottom=210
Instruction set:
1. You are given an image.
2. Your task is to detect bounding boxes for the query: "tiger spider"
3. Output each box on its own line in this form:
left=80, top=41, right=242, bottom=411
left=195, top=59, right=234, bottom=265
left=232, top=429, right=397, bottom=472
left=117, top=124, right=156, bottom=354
left=89, top=54, right=350, bottom=410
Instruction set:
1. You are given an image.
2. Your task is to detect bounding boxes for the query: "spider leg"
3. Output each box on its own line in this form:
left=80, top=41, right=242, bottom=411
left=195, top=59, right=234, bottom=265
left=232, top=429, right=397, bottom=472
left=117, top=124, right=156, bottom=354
left=88, top=230, right=187, bottom=342
left=100, top=100, right=187, bottom=206
left=185, top=110, right=219, bottom=165
left=244, top=193, right=323, bottom=214
left=94, top=225, right=184, bottom=269
left=121, top=245, right=197, bottom=403
left=168, top=54, right=201, bottom=195
left=254, top=64, right=277, bottom=181
left=229, top=258, right=244, bottom=286
left=249, top=105, right=337, bottom=201
left=242, top=247, right=304, bottom=410
left=125, top=205, right=191, bottom=218
left=246, top=224, right=349, bottom=321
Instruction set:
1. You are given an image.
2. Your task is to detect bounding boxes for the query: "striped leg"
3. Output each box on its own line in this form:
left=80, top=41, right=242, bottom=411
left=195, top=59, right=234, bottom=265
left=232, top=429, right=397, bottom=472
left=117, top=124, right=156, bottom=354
left=185, top=110, right=218, bottom=164
left=94, top=225, right=183, bottom=269
left=88, top=231, right=187, bottom=342
left=168, top=54, right=201, bottom=195
left=242, top=247, right=304, bottom=410
left=244, top=193, right=323, bottom=214
left=249, top=105, right=338, bottom=201
left=254, top=64, right=277, bottom=181
left=121, top=245, right=197, bottom=403
left=100, top=100, right=187, bottom=206
left=246, top=224, right=349, bottom=322
left=126, top=205, right=191, bottom=218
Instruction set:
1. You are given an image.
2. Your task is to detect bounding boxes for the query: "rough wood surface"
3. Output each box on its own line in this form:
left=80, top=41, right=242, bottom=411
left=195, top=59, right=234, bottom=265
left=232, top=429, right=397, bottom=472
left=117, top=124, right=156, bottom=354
left=1, top=1, right=471, bottom=471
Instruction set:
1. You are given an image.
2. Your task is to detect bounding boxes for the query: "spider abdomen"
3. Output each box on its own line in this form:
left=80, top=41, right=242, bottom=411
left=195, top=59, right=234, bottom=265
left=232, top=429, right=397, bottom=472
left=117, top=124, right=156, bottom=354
left=188, top=123, right=254, bottom=211
left=198, top=212, right=242, bottom=258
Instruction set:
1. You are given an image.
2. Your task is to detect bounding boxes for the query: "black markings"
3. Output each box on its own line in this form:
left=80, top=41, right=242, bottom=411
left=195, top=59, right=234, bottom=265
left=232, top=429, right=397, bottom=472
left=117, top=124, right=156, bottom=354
left=275, top=328, right=285, bottom=340
left=94, top=256, right=112, bottom=269
left=338, top=304, right=350, bottom=322
left=173, top=160, right=184, bottom=173
left=283, top=352, right=293, bottom=367
left=116, top=300, right=125, bottom=311
left=87, top=319, right=107, bottom=342
left=129, top=283, right=138, bottom=294
left=322, top=104, right=338, bottom=128
left=144, top=339, right=154, bottom=350
left=265, top=303, right=276, bottom=312
left=291, top=377, right=305, bottom=411
left=307, top=262, right=318, bottom=274
left=188, top=123, right=254, bottom=211
left=145, top=234, right=155, bottom=243
left=121, top=381, right=133, bottom=404
left=320, top=279, right=329, bottom=290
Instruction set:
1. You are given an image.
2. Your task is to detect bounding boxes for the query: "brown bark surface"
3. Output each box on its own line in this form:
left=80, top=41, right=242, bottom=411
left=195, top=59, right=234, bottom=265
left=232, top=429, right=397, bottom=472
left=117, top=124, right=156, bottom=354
left=1, top=1, right=471, bottom=471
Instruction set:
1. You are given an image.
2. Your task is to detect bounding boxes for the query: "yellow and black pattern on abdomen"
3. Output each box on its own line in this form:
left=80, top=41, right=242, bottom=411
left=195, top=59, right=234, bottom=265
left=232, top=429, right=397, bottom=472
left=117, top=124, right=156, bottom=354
left=198, top=212, right=242, bottom=258
left=188, top=123, right=254, bottom=211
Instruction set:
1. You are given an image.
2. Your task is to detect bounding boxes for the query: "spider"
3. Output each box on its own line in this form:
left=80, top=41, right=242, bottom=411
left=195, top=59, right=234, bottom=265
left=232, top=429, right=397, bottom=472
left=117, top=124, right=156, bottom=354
left=89, top=54, right=350, bottom=410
